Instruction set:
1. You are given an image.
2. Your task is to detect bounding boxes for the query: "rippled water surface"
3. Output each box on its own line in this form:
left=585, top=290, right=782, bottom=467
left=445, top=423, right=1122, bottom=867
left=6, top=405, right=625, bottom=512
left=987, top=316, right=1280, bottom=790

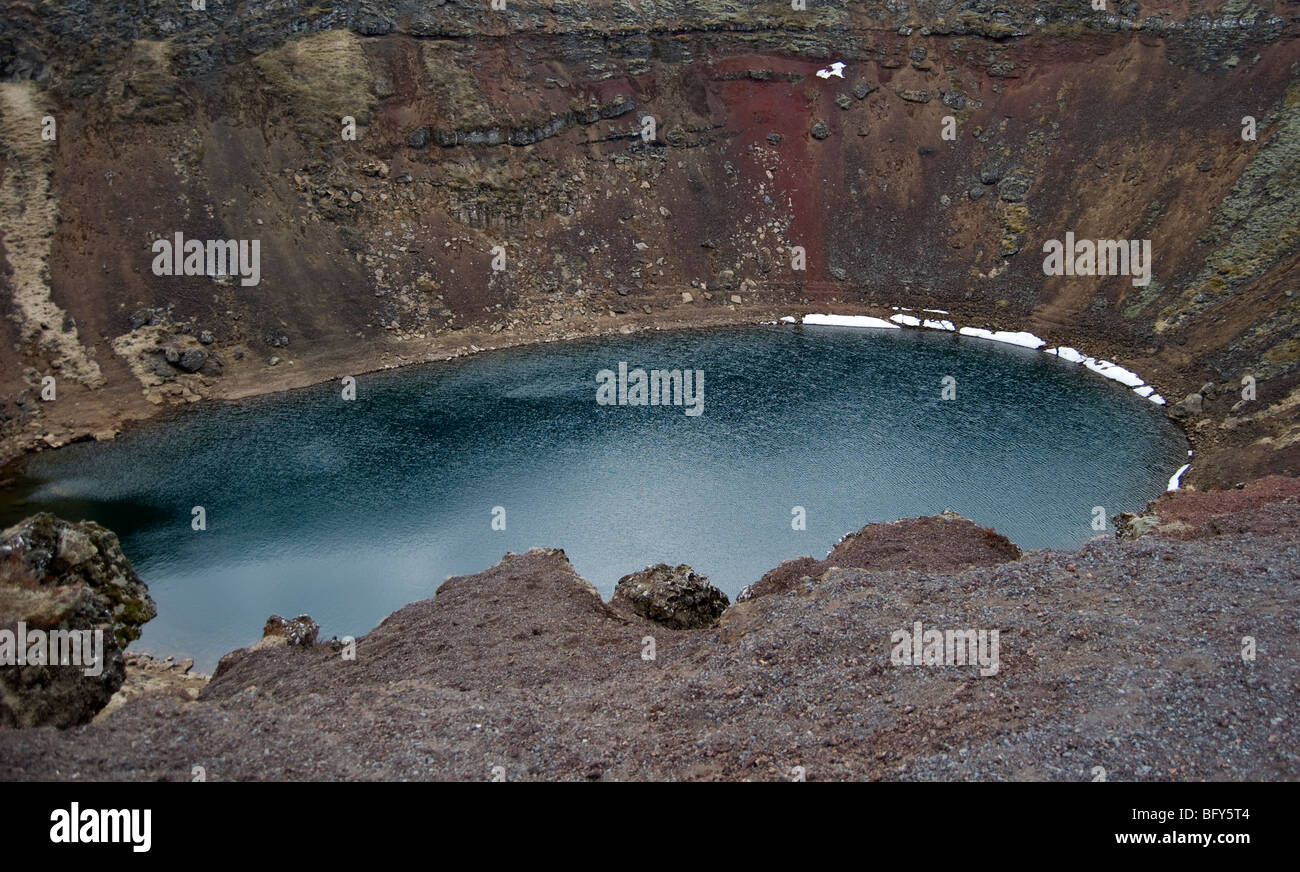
left=0, top=326, right=1188, bottom=669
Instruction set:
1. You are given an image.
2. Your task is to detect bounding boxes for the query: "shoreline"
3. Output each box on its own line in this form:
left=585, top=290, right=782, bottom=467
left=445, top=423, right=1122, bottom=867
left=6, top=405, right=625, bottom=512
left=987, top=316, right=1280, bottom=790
left=2, top=303, right=1195, bottom=673
left=1, top=300, right=1196, bottom=484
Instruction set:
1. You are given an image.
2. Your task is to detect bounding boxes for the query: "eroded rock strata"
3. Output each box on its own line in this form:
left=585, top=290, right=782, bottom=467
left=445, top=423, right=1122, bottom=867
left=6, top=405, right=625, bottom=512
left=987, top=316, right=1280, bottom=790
left=1, top=1, right=1298, bottom=781
left=0, top=480, right=1296, bottom=780
left=0, top=2, right=1297, bottom=487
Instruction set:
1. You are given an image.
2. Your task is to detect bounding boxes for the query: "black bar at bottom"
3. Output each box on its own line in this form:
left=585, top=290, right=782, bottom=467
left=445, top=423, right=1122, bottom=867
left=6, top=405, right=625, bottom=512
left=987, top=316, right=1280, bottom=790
left=4, top=781, right=1281, bottom=859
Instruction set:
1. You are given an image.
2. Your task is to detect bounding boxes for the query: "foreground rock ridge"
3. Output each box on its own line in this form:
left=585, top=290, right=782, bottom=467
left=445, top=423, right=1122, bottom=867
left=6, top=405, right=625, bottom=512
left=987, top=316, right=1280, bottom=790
left=0, top=2, right=1298, bottom=489
left=0, top=480, right=1296, bottom=781
left=0, top=514, right=156, bottom=728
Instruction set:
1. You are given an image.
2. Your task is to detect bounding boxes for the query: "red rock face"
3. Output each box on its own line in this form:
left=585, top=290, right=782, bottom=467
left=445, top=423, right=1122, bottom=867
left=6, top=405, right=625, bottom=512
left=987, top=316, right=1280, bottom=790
left=0, top=6, right=1297, bottom=486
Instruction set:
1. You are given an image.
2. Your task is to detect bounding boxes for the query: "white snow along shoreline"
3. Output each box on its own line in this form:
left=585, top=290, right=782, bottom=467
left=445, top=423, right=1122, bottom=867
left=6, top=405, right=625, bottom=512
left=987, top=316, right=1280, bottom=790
left=1167, top=463, right=1191, bottom=491
left=801, top=313, right=900, bottom=330
left=957, top=327, right=1046, bottom=349
left=793, top=313, right=1167, bottom=406
left=784, top=310, right=1185, bottom=495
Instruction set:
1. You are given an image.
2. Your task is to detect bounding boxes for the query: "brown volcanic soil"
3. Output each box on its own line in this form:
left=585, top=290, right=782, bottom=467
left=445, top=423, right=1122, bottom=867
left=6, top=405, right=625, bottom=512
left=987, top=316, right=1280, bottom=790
left=1, top=4, right=1298, bottom=490
left=0, top=480, right=1296, bottom=782
left=744, top=510, right=1022, bottom=600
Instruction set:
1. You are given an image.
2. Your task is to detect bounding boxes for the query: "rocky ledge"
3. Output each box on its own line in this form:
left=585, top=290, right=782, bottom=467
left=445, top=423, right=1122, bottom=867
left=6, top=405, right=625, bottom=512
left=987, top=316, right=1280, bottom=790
left=0, top=478, right=1297, bottom=780
left=0, top=515, right=156, bottom=728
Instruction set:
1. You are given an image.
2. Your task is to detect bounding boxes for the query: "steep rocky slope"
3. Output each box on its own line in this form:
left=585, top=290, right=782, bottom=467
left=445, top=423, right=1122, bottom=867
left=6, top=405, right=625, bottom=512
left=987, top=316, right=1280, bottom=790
left=0, top=478, right=1296, bottom=781
left=1, top=1, right=1298, bottom=486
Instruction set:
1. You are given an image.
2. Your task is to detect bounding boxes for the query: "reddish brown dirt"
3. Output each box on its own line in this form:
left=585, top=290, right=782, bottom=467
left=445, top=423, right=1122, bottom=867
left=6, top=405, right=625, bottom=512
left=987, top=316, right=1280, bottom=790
left=0, top=485, right=1296, bottom=781
left=745, top=512, right=1022, bottom=600
left=2, top=19, right=1297, bottom=492
left=1142, top=474, right=1300, bottom=539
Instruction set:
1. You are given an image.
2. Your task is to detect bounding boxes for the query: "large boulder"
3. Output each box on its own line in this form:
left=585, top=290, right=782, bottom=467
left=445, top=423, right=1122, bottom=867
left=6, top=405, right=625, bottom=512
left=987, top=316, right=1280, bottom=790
left=1169, top=392, right=1204, bottom=420
left=254, top=614, right=319, bottom=649
left=0, top=514, right=156, bottom=728
left=1115, top=511, right=1163, bottom=540
left=177, top=348, right=208, bottom=373
left=610, top=564, right=729, bottom=630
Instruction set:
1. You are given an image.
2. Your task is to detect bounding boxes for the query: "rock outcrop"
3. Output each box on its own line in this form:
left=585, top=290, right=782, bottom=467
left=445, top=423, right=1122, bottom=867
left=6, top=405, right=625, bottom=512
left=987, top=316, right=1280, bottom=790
left=610, top=563, right=730, bottom=629
left=93, top=652, right=208, bottom=724
left=256, top=614, right=320, bottom=649
left=0, top=514, right=156, bottom=728
left=210, top=613, right=322, bottom=681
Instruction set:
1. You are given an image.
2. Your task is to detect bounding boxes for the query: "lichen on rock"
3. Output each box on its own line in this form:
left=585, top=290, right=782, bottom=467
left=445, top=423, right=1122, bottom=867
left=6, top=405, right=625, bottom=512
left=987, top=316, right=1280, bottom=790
left=255, top=614, right=320, bottom=649
left=0, top=513, right=156, bottom=648
left=610, top=563, right=729, bottom=629
left=0, top=513, right=156, bottom=728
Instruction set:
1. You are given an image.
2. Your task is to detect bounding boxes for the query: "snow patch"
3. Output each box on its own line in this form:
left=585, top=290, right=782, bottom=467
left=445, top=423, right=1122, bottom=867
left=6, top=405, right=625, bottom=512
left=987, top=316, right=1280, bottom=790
left=803, top=313, right=900, bottom=329
left=1049, top=346, right=1148, bottom=389
left=1167, top=463, right=1191, bottom=491
left=957, top=327, right=1046, bottom=349
left=1046, top=346, right=1088, bottom=364
left=799, top=313, right=1167, bottom=404
left=1084, top=358, right=1145, bottom=388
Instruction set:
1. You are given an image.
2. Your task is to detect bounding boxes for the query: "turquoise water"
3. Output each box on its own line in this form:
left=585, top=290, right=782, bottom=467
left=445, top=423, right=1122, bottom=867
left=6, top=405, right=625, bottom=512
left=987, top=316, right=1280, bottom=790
left=0, top=326, right=1187, bottom=669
